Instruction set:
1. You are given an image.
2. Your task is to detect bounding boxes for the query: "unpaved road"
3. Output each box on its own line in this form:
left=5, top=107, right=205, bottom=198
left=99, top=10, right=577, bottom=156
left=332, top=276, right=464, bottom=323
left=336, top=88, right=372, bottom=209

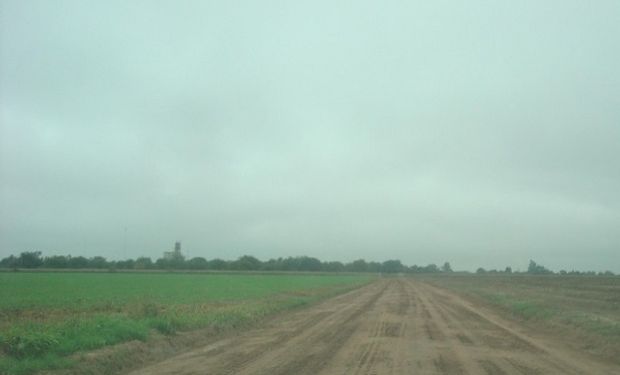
left=129, top=279, right=619, bottom=374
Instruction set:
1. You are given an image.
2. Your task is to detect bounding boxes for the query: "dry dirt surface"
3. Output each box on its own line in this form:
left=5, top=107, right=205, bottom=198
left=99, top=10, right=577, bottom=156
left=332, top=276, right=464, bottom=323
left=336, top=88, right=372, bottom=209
left=128, top=278, right=619, bottom=375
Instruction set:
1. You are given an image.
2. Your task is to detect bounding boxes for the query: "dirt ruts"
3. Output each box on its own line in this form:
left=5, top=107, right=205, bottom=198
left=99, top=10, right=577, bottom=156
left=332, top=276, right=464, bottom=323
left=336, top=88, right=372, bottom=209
left=128, top=279, right=619, bottom=374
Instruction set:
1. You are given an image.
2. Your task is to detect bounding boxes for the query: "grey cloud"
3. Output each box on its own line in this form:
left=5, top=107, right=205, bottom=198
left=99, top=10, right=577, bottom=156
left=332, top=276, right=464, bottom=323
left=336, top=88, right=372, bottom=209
left=1, top=0, right=619, bottom=271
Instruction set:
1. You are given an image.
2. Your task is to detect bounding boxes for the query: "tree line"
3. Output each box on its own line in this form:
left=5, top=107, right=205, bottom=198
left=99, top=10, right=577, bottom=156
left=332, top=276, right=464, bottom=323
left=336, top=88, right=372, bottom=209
left=474, top=260, right=615, bottom=276
left=0, top=251, right=452, bottom=273
left=0, top=252, right=615, bottom=276
left=0, top=251, right=451, bottom=273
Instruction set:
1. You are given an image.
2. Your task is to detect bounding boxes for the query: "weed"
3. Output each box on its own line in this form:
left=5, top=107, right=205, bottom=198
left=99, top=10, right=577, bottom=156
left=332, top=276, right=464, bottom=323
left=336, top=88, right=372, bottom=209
left=0, top=354, right=71, bottom=375
left=141, top=302, right=160, bottom=318
left=1, top=331, right=58, bottom=358
left=148, top=317, right=181, bottom=335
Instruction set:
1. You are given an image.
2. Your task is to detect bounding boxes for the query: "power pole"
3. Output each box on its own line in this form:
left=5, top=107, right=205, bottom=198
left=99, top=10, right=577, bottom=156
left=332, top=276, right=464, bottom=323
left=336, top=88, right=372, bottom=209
left=123, top=227, right=127, bottom=255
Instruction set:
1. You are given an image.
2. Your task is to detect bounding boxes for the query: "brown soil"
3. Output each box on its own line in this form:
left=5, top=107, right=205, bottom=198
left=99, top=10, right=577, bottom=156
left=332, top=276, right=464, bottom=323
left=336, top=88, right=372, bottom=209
left=127, top=278, right=619, bottom=375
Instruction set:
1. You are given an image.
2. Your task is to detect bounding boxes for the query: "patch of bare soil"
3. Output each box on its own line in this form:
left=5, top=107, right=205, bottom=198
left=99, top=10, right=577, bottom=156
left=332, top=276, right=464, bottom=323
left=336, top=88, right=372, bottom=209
left=126, top=279, right=619, bottom=374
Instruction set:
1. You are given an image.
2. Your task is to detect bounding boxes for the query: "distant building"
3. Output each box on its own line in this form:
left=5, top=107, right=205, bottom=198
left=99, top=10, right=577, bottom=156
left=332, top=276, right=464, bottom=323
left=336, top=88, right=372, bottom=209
left=164, top=241, right=184, bottom=261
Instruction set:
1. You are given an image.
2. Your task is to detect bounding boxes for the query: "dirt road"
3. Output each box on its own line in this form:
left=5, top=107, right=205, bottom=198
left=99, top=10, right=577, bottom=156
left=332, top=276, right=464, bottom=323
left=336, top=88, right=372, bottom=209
left=129, top=279, right=619, bottom=374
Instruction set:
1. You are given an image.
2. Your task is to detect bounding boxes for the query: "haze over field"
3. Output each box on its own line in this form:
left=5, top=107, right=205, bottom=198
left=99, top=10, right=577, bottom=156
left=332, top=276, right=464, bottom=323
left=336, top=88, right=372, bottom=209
left=1, top=1, right=619, bottom=272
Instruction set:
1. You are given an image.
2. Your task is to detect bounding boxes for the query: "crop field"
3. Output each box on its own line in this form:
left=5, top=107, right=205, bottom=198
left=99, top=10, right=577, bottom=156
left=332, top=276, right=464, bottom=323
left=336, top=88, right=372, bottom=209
left=0, top=272, right=373, bottom=374
left=3, top=273, right=620, bottom=375
left=416, top=274, right=620, bottom=363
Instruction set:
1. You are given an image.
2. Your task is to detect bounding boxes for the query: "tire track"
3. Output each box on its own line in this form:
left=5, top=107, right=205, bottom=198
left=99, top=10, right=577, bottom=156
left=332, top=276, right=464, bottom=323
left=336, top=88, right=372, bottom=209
left=417, top=281, right=615, bottom=374
left=234, top=281, right=389, bottom=375
left=412, top=282, right=479, bottom=374
left=348, top=279, right=407, bottom=375
left=129, top=278, right=620, bottom=375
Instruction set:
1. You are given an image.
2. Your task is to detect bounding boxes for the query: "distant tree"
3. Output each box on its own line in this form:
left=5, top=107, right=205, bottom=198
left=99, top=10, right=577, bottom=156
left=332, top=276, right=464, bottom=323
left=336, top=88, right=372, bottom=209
left=603, top=270, right=615, bottom=276
left=155, top=258, right=170, bottom=269
left=116, top=259, right=135, bottom=269
left=279, top=258, right=290, bottom=271
left=279, top=257, right=297, bottom=271
left=348, top=259, right=368, bottom=273
left=442, top=262, right=453, bottom=273
left=175, top=258, right=187, bottom=269
left=208, top=258, right=227, bottom=270
left=134, top=257, right=153, bottom=269
left=68, top=256, right=89, bottom=268
left=231, top=255, right=262, bottom=270
left=186, top=257, right=208, bottom=270
left=527, top=260, right=553, bottom=275
left=43, top=255, right=69, bottom=268
left=297, top=256, right=322, bottom=271
left=261, top=258, right=280, bottom=271
left=0, top=255, right=18, bottom=268
left=381, top=260, right=404, bottom=274
left=89, top=256, right=108, bottom=269
left=476, top=267, right=486, bottom=274
left=323, top=261, right=345, bottom=272
left=367, top=261, right=382, bottom=273
left=504, top=266, right=512, bottom=274
left=155, top=257, right=184, bottom=269
left=17, top=251, right=43, bottom=268
left=407, top=264, right=421, bottom=273
left=423, top=264, right=440, bottom=273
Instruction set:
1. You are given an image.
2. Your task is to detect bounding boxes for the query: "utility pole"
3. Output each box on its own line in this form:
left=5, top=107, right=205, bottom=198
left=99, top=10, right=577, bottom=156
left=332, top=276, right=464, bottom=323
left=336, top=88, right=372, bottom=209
left=123, top=227, right=127, bottom=255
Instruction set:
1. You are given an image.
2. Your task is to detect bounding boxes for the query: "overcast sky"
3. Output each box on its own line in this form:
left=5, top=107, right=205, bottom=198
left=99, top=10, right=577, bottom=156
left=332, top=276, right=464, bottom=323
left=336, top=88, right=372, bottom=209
left=1, top=1, right=619, bottom=272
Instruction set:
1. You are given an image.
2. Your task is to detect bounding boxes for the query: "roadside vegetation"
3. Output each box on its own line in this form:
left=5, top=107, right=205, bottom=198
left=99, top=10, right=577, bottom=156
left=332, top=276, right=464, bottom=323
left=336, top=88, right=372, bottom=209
left=0, top=272, right=373, bottom=374
left=418, top=273, right=620, bottom=363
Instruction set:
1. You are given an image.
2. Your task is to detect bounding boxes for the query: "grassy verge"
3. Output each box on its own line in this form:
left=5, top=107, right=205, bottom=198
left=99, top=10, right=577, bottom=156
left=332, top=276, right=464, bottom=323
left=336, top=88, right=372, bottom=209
left=416, top=273, right=620, bottom=363
left=476, top=291, right=556, bottom=320
left=0, top=273, right=374, bottom=374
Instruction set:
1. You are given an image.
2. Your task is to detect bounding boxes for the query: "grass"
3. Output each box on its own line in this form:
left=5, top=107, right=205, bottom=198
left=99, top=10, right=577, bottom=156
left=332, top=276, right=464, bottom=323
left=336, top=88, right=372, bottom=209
left=0, top=272, right=373, bottom=374
left=478, top=291, right=555, bottom=320
left=416, top=273, right=620, bottom=362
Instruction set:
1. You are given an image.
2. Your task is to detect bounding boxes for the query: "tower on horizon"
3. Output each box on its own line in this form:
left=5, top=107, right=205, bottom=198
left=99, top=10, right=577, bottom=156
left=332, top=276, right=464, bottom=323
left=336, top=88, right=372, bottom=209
left=164, top=241, right=184, bottom=261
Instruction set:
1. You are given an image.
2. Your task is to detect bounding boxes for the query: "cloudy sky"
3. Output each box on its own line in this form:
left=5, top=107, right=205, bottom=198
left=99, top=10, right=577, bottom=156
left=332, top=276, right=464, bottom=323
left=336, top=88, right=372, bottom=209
left=1, top=1, right=619, bottom=271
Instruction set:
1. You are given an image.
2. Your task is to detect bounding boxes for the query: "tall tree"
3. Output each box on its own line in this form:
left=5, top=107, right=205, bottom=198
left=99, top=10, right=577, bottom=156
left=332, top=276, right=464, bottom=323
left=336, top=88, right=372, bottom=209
left=18, top=251, right=43, bottom=268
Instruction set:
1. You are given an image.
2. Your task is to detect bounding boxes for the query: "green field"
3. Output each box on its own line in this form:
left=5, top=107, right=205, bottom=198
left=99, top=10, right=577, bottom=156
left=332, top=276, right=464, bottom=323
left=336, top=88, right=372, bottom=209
left=0, top=272, right=373, bottom=374
left=417, top=273, right=620, bottom=362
